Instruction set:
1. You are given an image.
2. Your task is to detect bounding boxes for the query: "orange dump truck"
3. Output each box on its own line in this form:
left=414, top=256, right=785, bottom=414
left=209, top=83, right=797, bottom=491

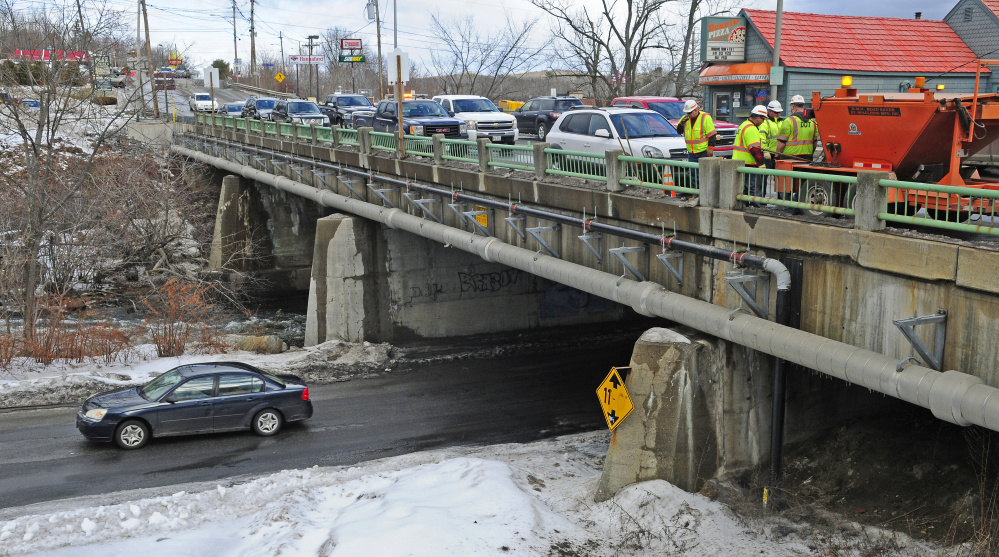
left=776, top=60, right=999, bottom=219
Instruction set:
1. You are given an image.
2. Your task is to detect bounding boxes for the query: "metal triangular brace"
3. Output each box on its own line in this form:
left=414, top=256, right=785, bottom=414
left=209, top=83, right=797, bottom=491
left=312, top=169, right=335, bottom=191
left=338, top=176, right=365, bottom=199
left=367, top=183, right=399, bottom=208
left=724, top=269, right=769, bottom=319
left=449, top=202, right=469, bottom=223
left=463, top=210, right=493, bottom=236
left=579, top=232, right=602, bottom=262
left=506, top=216, right=526, bottom=240
left=528, top=226, right=560, bottom=258
left=656, top=252, right=684, bottom=286
left=610, top=246, right=646, bottom=281
left=893, top=309, right=947, bottom=371
left=404, top=193, right=442, bottom=222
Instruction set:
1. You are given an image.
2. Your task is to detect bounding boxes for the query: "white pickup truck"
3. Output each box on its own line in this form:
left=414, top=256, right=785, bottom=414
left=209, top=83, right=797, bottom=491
left=432, top=95, right=518, bottom=144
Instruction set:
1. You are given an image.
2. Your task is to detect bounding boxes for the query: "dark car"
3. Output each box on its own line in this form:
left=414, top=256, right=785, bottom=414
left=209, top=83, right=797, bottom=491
left=320, top=93, right=374, bottom=127
left=513, top=96, right=584, bottom=140
left=361, top=99, right=467, bottom=138
left=76, top=362, right=313, bottom=450
left=269, top=99, right=330, bottom=126
left=241, top=96, right=279, bottom=120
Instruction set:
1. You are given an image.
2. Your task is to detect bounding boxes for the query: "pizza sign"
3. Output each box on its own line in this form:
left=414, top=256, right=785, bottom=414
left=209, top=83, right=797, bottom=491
left=701, top=17, right=746, bottom=62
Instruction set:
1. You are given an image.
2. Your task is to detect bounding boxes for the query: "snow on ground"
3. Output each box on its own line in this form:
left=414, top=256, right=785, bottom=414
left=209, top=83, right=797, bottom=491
left=0, top=345, right=947, bottom=556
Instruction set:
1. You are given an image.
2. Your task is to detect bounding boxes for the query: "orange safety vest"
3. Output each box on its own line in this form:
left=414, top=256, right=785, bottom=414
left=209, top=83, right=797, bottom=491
left=681, top=112, right=717, bottom=154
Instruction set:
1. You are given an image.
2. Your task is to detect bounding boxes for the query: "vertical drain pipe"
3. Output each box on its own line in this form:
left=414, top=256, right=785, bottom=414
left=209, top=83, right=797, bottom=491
left=766, top=257, right=799, bottom=508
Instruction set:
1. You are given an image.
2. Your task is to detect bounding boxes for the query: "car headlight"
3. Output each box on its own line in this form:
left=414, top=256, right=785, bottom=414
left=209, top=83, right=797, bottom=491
left=410, top=125, right=424, bottom=135
left=466, top=120, right=477, bottom=130
left=642, top=145, right=664, bottom=158
left=511, top=119, right=518, bottom=129
left=459, top=123, right=468, bottom=134
left=85, top=408, right=107, bottom=421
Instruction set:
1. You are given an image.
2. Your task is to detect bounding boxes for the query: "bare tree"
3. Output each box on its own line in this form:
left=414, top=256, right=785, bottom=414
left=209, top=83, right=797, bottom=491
left=428, top=13, right=550, bottom=99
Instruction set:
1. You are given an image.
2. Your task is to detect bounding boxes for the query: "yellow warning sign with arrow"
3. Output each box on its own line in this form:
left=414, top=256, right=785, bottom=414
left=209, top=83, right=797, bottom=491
left=596, top=367, right=633, bottom=431
left=275, top=72, right=286, bottom=83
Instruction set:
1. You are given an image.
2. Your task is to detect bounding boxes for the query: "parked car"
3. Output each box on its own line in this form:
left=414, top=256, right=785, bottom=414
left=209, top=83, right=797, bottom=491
left=432, top=95, right=518, bottom=144
left=76, top=362, right=313, bottom=450
left=21, top=99, right=40, bottom=109
left=0, top=92, right=20, bottom=104
left=174, top=66, right=192, bottom=79
left=189, top=93, right=218, bottom=112
left=512, top=96, right=584, bottom=140
left=350, top=100, right=467, bottom=138
left=241, top=96, right=279, bottom=120
left=223, top=102, right=244, bottom=116
left=268, top=99, right=330, bottom=126
left=546, top=106, right=687, bottom=160
left=319, top=93, right=374, bottom=127
left=610, top=96, right=737, bottom=157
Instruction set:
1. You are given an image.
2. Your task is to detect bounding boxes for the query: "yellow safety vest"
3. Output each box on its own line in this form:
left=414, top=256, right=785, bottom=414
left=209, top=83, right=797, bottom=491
left=733, top=120, right=762, bottom=166
left=681, top=112, right=717, bottom=154
left=760, top=117, right=782, bottom=153
left=776, top=114, right=817, bottom=156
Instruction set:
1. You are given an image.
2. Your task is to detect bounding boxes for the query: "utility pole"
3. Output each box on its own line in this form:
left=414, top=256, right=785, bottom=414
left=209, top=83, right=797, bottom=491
left=135, top=0, right=147, bottom=118
left=367, top=0, right=384, bottom=100
left=307, top=34, right=319, bottom=100
left=279, top=32, right=285, bottom=72
left=140, top=0, right=158, bottom=117
left=249, top=0, right=256, bottom=85
left=295, top=42, right=301, bottom=97
left=770, top=0, right=784, bottom=103
left=232, top=0, right=238, bottom=81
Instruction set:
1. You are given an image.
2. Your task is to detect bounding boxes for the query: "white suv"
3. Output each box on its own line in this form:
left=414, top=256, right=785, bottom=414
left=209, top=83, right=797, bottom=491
left=189, top=93, right=218, bottom=113
left=546, top=107, right=687, bottom=159
left=432, top=95, right=518, bottom=144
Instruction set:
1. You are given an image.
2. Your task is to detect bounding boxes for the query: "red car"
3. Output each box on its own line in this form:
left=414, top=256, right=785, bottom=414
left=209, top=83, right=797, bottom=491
left=611, top=96, right=736, bottom=157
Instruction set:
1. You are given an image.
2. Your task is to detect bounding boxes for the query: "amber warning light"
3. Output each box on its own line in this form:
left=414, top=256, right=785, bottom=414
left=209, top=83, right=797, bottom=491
left=841, top=76, right=852, bottom=87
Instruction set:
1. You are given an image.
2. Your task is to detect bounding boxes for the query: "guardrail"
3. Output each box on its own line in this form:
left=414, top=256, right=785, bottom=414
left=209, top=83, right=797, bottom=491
left=879, top=179, right=999, bottom=235
left=336, top=127, right=360, bottom=146
left=442, top=138, right=478, bottom=163
left=404, top=134, right=434, bottom=157
left=545, top=148, right=607, bottom=182
left=619, top=156, right=699, bottom=195
left=486, top=143, right=534, bottom=171
left=230, top=82, right=295, bottom=99
left=370, top=131, right=397, bottom=152
left=737, top=166, right=857, bottom=216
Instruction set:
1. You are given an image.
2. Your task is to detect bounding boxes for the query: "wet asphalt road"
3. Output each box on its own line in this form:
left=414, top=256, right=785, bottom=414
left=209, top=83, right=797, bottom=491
left=0, top=338, right=635, bottom=510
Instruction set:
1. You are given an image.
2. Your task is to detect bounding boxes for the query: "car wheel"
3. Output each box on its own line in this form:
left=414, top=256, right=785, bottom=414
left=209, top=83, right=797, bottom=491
left=537, top=122, right=547, bottom=141
left=252, top=409, right=282, bottom=436
left=115, top=420, right=149, bottom=450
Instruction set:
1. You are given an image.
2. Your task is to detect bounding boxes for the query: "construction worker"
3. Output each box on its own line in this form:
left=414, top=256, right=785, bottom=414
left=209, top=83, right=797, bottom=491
left=676, top=99, right=716, bottom=188
left=760, top=100, right=783, bottom=170
left=733, top=105, right=768, bottom=206
left=775, top=95, right=820, bottom=161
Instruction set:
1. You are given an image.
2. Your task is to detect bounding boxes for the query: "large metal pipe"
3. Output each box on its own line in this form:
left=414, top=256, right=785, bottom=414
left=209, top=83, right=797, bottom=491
left=173, top=144, right=999, bottom=434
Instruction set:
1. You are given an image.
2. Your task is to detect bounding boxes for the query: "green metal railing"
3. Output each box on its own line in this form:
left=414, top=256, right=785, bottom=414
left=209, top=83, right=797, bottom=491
left=737, top=166, right=858, bottom=215
left=224, top=116, right=234, bottom=128
left=235, top=117, right=247, bottom=130
left=486, top=143, right=534, bottom=171
left=278, top=122, right=294, bottom=137
left=296, top=124, right=312, bottom=140
left=442, top=138, right=478, bottom=162
left=249, top=119, right=262, bottom=133
left=370, top=131, right=397, bottom=151
left=404, top=134, right=434, bottom=157
left=195, top=113, right=205, bottom=124
left=264, top=121, right=277, bottom=135
left=619, top=156, right=699, bottom=195
left=879, top=179, right=999, bottom=235
left=315, top=127, right=334, bottom=143
left=545, top=149, right=607, bottom=182
left=336, top=127, right=360, bottom=146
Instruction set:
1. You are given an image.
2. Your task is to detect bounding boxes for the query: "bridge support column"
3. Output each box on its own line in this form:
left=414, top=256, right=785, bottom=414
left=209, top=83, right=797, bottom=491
left=305, top=214, right=349, bottom=346
left=208, top=175, right=249, bottom=270
left=596, top=327, right=773, bottom=500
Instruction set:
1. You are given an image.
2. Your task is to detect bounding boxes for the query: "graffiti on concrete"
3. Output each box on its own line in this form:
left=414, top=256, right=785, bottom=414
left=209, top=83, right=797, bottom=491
left=458, top=269, right=523, bottom=293
left=410, top=282, right=448, bottom=301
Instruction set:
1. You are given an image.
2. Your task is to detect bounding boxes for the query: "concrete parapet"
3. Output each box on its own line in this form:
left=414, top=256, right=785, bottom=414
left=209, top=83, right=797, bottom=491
left=854, top=170, right=889, bottom=231
left=533, top=142, right=549, bottom=182
left=718, top=159, right=745, bottom=210
left=432, top=133, right=445, bottom=165
left=477, top=138, right=491, bottom=172
left=606, top=150, right=625, bottom=193
left=358, top=127, right=373, bottom=155
left=697, top=157, right=722, bottom=208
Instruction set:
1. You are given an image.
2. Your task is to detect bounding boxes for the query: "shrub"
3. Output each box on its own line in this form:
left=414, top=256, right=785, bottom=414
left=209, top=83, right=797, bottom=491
left=93, top=96, right=117, bottom=106
left=141, top=279, right=221, bottom=357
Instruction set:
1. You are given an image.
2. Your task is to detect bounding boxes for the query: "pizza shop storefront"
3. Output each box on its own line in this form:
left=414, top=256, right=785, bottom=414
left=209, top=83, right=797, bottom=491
left=698, top=62, right=773, bottom=123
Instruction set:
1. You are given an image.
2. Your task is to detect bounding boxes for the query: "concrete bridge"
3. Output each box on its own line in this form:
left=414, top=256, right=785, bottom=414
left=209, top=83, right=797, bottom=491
left=162, top=118, right=999, bottom=498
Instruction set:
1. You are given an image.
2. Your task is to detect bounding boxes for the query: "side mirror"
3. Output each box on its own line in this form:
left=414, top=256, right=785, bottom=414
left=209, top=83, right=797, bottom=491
left=446, top=109, right=454, bottom=116
left=595, top=129, right=611, bottom=138
left=163, top=394, right=177, bottom=403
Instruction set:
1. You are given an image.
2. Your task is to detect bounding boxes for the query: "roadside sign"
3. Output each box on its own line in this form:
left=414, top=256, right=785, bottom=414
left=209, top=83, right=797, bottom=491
left=94, top=55, right=111, bottom=76
left=275, top=72, right=286, bottom=83
left=339, top=55, right=366, bottom=63
left=475, top=205, right=488, bottom=227
left=289, top=54, right=325, bottom=65
left=262, top=63, right=274, bottom=67
left=95, top=78, right=112, bottom=92
left=388, top=49, right=409, bottom=84
left=596, top=367, right=633, bottom=431
left=341, top=38, right=362, bottom=50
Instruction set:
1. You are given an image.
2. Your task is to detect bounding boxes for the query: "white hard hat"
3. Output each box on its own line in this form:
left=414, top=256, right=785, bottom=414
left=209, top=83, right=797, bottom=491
left=767, top=100, right=783, bottom=113
left=682, top=99, right=699, bottom=113
left=751, top=105, right=768, bottom=117
left=790, top=94, right=806, bottom=105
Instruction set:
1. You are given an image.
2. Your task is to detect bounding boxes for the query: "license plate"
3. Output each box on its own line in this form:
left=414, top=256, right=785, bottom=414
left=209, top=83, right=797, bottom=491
left=490, top=136, right=500, bottom=142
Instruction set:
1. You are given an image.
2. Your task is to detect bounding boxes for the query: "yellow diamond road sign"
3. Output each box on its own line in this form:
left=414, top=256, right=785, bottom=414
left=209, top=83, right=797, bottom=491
left=275, top=72, right=286, bottom=83
left=596, top=367, right=633, bottom=431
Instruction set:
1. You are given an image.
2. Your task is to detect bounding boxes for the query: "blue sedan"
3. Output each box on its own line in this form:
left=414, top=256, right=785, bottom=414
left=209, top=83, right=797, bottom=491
left=77, top=362, right=313, bottom=449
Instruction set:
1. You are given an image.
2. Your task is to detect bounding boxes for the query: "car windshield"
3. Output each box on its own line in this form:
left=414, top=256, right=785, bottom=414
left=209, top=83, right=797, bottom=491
left=555, top=99, right=583, bottom=110
left=338, top=95, right=372, bottom=107
left=256, top=99, right=276, bottom=110
left=452, top=98, right=499, bottom=112
left=289, top=101, right=321, bottom=114
left=195, top=94, right=211, bottom=101
left=644, top=101, right=686, bottom=120
left=140, top=369, right=185, bottom=400
left=402, top=102, right=448, bottom=117
left=610, top=112, right=679, bottom=138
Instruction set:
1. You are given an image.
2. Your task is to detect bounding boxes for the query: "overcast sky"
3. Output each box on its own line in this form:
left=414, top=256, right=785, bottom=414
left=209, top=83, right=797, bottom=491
left=31, top=0, right=957, bottom=68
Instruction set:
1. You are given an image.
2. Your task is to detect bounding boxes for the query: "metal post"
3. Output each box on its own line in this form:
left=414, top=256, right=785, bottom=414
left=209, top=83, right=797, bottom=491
left=770, top=0, right=783, bottom=103
left=232, top=0, right=238, bottom=82
left=375, top=0, right=383, bottom=100
left=140, top=0, right=158, bottom=117
left=396, top=54, right=404, bottom=157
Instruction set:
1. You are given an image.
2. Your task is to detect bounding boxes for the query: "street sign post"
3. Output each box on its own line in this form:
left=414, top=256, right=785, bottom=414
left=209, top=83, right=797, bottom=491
left=94, top=55, right=112, bottom=92
left=275, top=72, right=286, bottom=83
left=288, top=55, right=325, bottom=65
left=596, top=367, right=634, bottom=431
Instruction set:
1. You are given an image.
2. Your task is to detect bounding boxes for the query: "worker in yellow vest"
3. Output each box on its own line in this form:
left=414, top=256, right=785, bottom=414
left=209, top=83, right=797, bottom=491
left=734, top=105, right=768, bottom=206
left=759, top=100, right=783, bottom=169
left=675, top=99, right=716, bottom=189
left=776, top=95, right=820, bottom=160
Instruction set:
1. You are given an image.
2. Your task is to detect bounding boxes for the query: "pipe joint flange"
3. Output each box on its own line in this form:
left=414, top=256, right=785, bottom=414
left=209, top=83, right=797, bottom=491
left=630, top=281, right=666, bottom=317
left=928, top=370, right=984, bottom=426
left=480, top=237, right=503, bottom=263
